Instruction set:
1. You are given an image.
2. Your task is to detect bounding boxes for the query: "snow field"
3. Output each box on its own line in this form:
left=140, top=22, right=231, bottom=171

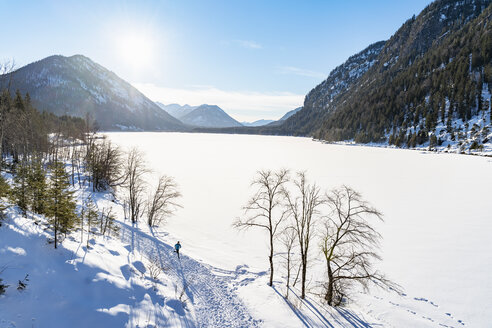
left=106, top=132, right=492, bottom=327
left=1, top=132, right=491, bottom=327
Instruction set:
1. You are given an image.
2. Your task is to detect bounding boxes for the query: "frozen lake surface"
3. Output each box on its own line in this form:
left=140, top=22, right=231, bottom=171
left=106, top=132, right=492, bottom=327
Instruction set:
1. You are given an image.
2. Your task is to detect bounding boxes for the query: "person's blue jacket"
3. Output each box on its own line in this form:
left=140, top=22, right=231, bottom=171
left=175, top=242, right=181, bottom=251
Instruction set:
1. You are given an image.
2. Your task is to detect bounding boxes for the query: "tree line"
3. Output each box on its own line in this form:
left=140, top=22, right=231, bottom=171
left=234, top=169, right=398, bottom=306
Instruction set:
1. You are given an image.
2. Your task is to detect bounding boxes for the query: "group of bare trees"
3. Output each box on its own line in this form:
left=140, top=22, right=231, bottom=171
left=234, top=169, right=397, bottom=306
left=81, top=130, right=182, bottom=228
left=121, top=148, right=182, bottom=227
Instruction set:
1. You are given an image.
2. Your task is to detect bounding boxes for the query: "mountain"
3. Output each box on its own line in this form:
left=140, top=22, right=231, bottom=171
left=1, top=55, right=185, bottom=131
left=278, top=107, right=302, bottom=121
left=278, top=41, right=386, bottom=135
left=156, top=102, right=198, bottom=119
left=281, top=0, right=492, bottom=152
left=241, top=119, right=275, bottom=127
left=157, top=102, right=242, bottom=128
left=264, top=107, right=304, bottom=127
left=240, top=107, right=302, bottom=127
left=179, top=104, right=242, bottom=128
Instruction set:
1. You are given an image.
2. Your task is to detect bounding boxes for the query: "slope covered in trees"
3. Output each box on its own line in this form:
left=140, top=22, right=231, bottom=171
left=0, top=89, right=86, bottom=160
left=280, top=0, right=492, bottom=152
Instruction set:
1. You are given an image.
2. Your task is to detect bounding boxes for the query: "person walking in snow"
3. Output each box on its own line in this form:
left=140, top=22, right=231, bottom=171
left=174, top=241, right=182, bottom=259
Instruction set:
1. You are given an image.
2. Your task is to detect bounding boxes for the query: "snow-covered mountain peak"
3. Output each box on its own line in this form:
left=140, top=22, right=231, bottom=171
left=2, top=55, right=185, bottom=131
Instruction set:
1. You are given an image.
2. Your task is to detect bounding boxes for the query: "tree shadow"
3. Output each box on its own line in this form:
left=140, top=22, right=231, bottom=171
left=272, top=285, right=375, bottom=328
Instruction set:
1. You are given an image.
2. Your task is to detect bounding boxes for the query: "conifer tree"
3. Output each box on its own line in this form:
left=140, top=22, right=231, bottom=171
left=27, top=160, right=48, bottom=214
left=46, top=161, right=77, bottom=249
left=0, top=174, right=10, bottom=223
left=11, top=162, right=30, bottom=216
left=0, top=174, right=9, bottom=198
left=429, top=134, right=438, bottom=150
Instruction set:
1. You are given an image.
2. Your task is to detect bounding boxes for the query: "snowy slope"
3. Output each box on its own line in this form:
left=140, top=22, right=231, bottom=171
left=325, top=106, right=492, bottom=155
left=0, top=163, right=390, bottom=328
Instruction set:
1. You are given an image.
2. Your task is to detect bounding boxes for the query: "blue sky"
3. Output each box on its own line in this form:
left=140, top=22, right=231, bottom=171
left=1, top=0, right=432, bottom=121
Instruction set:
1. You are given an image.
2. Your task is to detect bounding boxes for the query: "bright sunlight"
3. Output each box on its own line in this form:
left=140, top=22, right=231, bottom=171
left=116, top=31, right=155, bottom=70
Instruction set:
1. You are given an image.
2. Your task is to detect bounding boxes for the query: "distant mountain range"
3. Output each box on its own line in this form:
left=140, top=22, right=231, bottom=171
left=157, top=103, right=242, bottom=128
left=0, top=55, right=185, bottom=131
left=265, top=107, right=303, bottom=127
left=157, top=102, right=299, bottom=128
left=1, top=53, right=298, bottom=131
left=241, top=119, right=275, bottom=127
left=240, top=107, right=302, bottom=127
left=156, top=103, right=197, bottom=119
left=278, top=107, right=302, bottom=121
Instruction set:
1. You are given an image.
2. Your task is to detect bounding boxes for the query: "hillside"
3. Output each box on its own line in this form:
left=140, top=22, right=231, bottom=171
left=279, top=0, right=492, bottom=153
left=1, top=55, right=186, bottom=131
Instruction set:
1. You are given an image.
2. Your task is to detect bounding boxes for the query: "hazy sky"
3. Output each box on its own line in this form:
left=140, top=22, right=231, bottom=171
left=1, top=0, right=432, bottom=121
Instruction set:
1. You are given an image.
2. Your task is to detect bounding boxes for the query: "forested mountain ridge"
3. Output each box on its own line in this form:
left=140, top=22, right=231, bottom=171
left=280, top=41, right=386, bottom=135
left=1, top=55, right=186, bottom=131
left=280, top=0, right=492, bottom=152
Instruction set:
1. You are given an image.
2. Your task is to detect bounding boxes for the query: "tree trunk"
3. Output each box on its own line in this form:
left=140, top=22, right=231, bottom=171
left=301, top=256, right=307, bottom=299
left=325, top=261, right=334, bottom=305
left=268, top=232, right=274, bottom=286
left=54, top=216, right=58, bottom=249
left=286, top=250, right=291, bottom=297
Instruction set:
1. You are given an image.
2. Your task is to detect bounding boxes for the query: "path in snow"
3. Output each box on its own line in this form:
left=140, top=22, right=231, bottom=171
left=118, top=221, right=385, bottom=328
left=118, top=221, right=263, bottom=328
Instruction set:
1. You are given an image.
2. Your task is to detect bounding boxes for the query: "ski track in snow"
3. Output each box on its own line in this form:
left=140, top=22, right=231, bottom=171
left=118, top=221, right=263, bottom=328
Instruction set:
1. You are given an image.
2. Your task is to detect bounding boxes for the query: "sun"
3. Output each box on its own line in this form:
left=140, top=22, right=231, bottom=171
left=116, top=31, right=156, bottom=71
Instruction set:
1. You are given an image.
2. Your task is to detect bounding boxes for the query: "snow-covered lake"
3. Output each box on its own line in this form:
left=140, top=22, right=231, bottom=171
left=106, top=132, right=492, bottom=327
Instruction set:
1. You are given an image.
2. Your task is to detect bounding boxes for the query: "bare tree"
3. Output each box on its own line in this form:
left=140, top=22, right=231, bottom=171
left=146, top=175, right=182, bottom=227
left=280, top=227, right=297, bottom=297
left=283, top=171, right=324, bottom=299
left=322, top=185, right=398, bottom=306
left=233, top=169, right=289, bottom=287
left=122, top=148, right=148, bottom=224
left=147, top=256, right=166, bottom=282
left=85, top=137, right=123, bottom=192
left=99, top=207, right=119, bottom=237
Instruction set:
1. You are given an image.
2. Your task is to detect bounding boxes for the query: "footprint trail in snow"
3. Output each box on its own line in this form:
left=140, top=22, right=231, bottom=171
left=119, top=223, right=262, bottom=328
